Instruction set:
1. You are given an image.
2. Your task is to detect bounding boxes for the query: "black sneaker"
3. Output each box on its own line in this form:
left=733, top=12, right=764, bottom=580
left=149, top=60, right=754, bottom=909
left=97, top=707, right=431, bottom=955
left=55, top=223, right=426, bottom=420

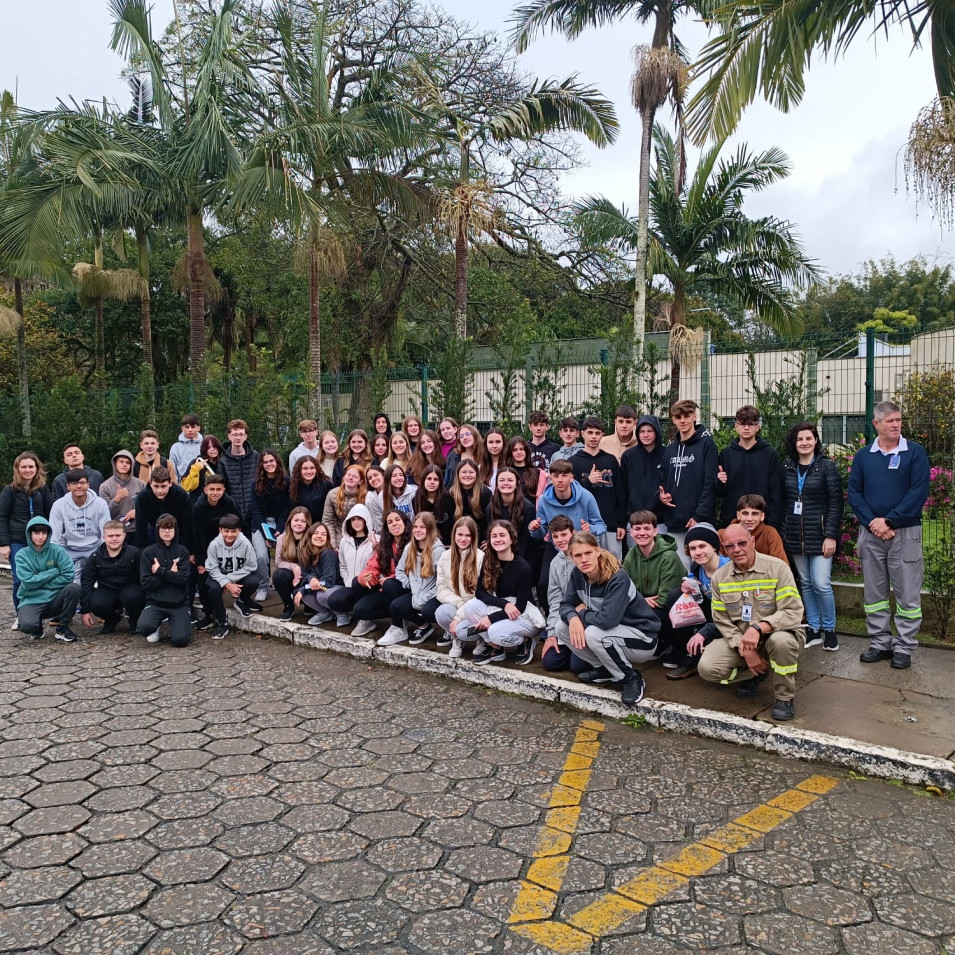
left=28, top=626, right=44, bottom=640
left=804, top=629, right=822, bottom=648
left=620, top=669, right=645, bottom=706
left=193, top=614, right=214, bottom=631
left=409, top=624, right=435, bottom=645
left=473, top=645, right=506, bottom=666
left=100, top=615, right=121, bottom=634
left=735, top=672, right=768, bottom=699
left=822, top=630, right=839, bottom=651
left=578, top=666, right=615, bottom=684
left=860, top=647, right=893, bottom=663
left=280, top=606, right=295, bottom=622
left=234, top=598, right=252, bottom=618
left=435, top=632, right=452, bottom=648
left=212, top=623, right=229, bottom=641
left=771, top=698, right=795, bottom=721
left=890, top=652, right=911, bottom=670
left=513, top=638, right=535, bottom=666
left=54, top=625, right=79, bottom=643
left=246, top=599, right=264, bottom=613
left=666, top=660, right=698, bottom=681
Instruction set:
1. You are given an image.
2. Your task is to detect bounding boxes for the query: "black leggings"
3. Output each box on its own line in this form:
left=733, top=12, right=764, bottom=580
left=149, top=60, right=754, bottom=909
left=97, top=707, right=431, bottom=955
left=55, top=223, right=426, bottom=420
left=327, top=578, right=406, bottom=623
left=389, top=594, right=441, bottom=629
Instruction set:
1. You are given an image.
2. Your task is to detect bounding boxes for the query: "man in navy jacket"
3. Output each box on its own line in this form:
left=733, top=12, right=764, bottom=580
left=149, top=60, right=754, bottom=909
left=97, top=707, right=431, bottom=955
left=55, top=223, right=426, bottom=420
left=848, top=401, right=930, bottom=670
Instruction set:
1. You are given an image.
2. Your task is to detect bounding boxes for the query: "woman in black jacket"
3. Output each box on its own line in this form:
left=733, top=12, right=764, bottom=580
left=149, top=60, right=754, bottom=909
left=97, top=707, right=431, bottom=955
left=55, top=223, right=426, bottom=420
left=0, top=452, right=53, bottom=622
left=249, top=450, right=293, bottom=601
left=288, top=456, right=331, bottom=522
left=782, top=422, right=844, bottom=652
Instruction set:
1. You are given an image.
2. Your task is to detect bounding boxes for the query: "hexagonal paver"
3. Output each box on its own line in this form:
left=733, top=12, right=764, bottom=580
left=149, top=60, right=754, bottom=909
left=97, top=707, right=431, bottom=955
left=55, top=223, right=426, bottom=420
left=744, top=912, right=839, bottom=954
left=300, top=858, right=387, bottom=904
left=14, top=805, right=91, bottom=836
left=384, top=870, right=470, bottom=913
left=143, top=848, right=229, bottom=885
left=140, top=923, right=243, bottom=955
left=280, top=805, right=349, bottom=833
left=66, top=874, right=154, bottom=917
left=144, top=883, right=236, bottom=927
left=2, top=833, right=84, bottom=868
left=214, top=797, right=285, bottom=826
left=783, top=882, right=873, bottom=925
left=224, top=889, right=318, bottom=938
left=24, top=781, right=97, bottom=808
left=0, top=903, right=74, bottom=952
left=74, top=840, right=158, bottom=877
left=907, top=866, right=955, bottom=904
left=0, top=865, right=81, bottom=905
left=52, top=913, right=155, bottom=955
left=147, top=816, right=226, bottom=850
left=874, top=892, right=955, bottom=937
left=290, top=830, right=368, bottom=864
left=348, top=811, right=422, bottom=840
left=445, top=846, right=523, bottom=883
left=205, top=755, right=270, bottom=777
left=151, top=750, right=214, bottom=771
left=150, top=792, right=222, bottom=820
left=335, top=787, right=403, bottom=813
left=220, top=854, right=306, bottom=893
left=842, top=921, right=943, bottom=955
left=214, top=822, right=294, bottom=857
left=314, top=898, right=407, bottom=950
left=76, top=810, right=158, bottom=844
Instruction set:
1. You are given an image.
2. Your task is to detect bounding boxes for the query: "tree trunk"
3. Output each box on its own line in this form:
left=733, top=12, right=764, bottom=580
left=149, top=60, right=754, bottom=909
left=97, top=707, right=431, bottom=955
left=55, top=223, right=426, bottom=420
left=632, top=103, right=657, bottom=367
left=454, top=216, right=469, bottom=339
left=13, top=278, right=30, bottom=438
left=187, top=207, right=207, bottom=402
left=245, top=309, right=257, bottom=372
left=309, top=238, right=322, bottom=410
left=136, top=226, right=154, bottom=376
left=93, top=234, right=105, bottom=376
left=669, top=285, right=687, bottom=403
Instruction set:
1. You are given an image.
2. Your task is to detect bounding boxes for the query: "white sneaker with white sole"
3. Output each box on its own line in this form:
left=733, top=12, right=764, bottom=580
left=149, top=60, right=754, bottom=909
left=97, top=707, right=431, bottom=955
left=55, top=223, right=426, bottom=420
left=351, top=619, right=377, bottom=637
left=376, top=625, right=408, bottom=646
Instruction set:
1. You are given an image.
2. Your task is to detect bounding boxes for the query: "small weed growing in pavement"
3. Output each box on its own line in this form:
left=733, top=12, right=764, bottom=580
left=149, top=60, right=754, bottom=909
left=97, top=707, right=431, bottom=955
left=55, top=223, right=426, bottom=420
left=847, top=771, right=867, bottom=781
left=623, top=713, right=647, bottom=729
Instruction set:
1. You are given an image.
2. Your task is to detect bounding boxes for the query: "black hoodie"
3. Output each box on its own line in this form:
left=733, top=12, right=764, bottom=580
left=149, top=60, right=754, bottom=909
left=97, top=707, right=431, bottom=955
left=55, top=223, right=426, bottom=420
left=192, top=491, right=240, bottom=566
left=134, top=483, right=195, bottom=552
left=658, top=422, right=718, bottom=531
left=717, top=437, right=785, bottom=529
left=140, top=530, right=191, bottom=609
left=620, top=415, right=665, bottom=523
left=80, top=540, right=142, bottom=611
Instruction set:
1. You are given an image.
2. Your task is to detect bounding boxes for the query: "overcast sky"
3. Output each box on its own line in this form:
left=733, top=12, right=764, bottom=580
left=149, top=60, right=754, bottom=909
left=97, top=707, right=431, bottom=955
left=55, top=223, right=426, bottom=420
left=5, top=0, right=952, bottom=279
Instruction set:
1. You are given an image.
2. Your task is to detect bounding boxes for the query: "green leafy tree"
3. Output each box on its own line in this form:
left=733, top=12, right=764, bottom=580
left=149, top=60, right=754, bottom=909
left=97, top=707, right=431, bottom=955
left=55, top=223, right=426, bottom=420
left=688, top=0, right=955, bottom=144
left=512, top=0, right=696, bottom=362
left=575, top=127, right=816, bottom=398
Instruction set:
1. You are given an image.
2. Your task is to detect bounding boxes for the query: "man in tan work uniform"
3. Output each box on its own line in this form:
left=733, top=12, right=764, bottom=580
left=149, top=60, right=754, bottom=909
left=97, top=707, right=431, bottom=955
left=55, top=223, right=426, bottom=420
left=698, top=524, right=805, bottom=722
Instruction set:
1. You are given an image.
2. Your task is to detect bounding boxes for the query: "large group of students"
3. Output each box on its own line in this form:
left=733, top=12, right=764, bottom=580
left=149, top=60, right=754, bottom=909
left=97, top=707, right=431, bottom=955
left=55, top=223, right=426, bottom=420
left=0, top=398, right=930, bottom=720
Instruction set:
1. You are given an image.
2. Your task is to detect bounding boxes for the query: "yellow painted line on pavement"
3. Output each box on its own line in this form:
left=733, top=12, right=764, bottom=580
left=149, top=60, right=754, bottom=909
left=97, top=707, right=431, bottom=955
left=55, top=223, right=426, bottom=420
left=510, top=772, right=839, bottom=953
left=506, top=719, right=607, bottom=929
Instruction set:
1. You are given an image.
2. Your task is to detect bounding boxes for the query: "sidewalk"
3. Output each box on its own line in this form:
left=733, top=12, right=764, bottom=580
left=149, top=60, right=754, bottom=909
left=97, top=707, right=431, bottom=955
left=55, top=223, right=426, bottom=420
left=234, top=592, right=955, bottom=791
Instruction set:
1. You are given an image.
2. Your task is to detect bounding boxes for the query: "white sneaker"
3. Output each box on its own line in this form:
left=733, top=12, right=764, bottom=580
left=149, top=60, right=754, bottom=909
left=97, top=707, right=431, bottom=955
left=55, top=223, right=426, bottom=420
left=448, top=638, right=463, bottom=659
left=376, top=625, right=407, bottom=647
left=145, top=631, right=161, bottom=644
left=352, top=619, right=377, bottom=637
left=308, top=611, right=334, bottom=626
left=254, top=585, right=270, bottom=603
left=10, top=620, right=18, bottom=631
left=335, top=614, right=352, bottom=627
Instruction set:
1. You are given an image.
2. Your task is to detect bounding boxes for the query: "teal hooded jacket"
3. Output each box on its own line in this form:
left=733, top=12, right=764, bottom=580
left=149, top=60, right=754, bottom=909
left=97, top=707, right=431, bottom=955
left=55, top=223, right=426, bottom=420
left=14, top=516, right=76, bottom=606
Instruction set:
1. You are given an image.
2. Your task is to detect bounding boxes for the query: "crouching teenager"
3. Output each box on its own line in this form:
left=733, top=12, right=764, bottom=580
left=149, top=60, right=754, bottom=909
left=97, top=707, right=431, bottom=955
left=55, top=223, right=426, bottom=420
left=205, top=514, right=262, bottom=639
left=80, top=520, right=145, bottom=634
left=15, top=516, right=81, bottom=643
left=457, top=519, right=543, bottom=666
left=557, top=532, right=660, bottom=706
left=138, top=515, right=193, bottom=647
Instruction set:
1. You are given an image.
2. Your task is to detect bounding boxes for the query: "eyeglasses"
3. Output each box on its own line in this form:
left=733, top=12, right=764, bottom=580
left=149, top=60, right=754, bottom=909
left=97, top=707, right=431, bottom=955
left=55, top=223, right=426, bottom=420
left=722, top=540, right=750, bottom=551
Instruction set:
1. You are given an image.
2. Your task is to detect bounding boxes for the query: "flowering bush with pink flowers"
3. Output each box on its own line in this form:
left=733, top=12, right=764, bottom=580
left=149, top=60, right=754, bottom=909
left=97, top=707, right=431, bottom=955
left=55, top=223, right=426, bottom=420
left=926, top=466, right=954, bottom=519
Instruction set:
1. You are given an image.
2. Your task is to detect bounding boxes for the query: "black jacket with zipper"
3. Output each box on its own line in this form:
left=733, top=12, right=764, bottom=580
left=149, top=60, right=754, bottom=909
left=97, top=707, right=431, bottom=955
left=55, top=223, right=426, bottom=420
left=781, top=456, right=844, bottom=556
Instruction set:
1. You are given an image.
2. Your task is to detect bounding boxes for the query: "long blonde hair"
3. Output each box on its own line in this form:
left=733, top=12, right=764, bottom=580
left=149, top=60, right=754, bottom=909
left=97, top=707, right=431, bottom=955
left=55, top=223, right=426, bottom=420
left=450, top=460, right=485, bottom=523
left=569, top=531, right=620, bottom=584
left=279, top=507, right=313, bottom=564
left=405, top=512, right=440, bottom=578
left=449, top=516, right=479, bottom=595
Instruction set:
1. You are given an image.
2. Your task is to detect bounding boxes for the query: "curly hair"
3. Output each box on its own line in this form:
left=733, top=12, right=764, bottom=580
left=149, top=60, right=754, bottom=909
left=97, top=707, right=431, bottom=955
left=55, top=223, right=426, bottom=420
left=289, top=455, right=329, bottom=502
left=376, top=510, right=411, bottom=577
left=254, top=450, right=288, bottom=496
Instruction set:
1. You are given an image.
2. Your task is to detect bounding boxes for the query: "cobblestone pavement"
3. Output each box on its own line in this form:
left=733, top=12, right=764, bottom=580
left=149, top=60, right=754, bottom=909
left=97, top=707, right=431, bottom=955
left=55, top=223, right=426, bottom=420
left=0, top=589, right=953, bottom=954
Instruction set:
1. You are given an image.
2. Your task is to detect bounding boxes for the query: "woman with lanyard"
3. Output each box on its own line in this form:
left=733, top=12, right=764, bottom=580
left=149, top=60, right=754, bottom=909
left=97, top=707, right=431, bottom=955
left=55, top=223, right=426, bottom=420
left=782, top=421, right=844, bottom=651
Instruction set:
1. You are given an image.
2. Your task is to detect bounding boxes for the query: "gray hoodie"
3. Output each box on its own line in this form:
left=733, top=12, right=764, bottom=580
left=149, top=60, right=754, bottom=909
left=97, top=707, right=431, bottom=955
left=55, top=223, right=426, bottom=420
left=99, top=450, right=146, bottom=521
left=49, top=489, right=110, bottom=560
left=206, top=531, right=257, bottom=586
left=396, top=539, right=446, bottom=609
left=169, top=432, right=204, bottom=478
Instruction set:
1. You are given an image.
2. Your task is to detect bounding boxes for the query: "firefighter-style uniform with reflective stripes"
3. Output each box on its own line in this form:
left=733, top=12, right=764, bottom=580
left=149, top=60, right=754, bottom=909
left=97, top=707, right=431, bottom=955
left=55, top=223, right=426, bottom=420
left=699, top=552, right=805, bottom=701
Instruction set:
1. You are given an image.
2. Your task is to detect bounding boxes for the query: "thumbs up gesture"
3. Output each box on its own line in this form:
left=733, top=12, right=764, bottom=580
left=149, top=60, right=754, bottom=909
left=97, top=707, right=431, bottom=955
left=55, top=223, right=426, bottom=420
left=717, top=465, right=727, bottom=484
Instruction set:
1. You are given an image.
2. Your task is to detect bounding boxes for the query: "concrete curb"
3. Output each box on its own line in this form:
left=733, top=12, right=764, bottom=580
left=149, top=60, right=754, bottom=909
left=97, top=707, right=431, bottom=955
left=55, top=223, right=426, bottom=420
left=231, top=611, right=955, bottom=791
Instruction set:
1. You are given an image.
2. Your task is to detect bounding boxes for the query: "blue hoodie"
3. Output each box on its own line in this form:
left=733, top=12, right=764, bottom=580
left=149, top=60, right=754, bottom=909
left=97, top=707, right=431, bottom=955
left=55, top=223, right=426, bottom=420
left=14, top=517, right=76, bottom=606
left=530, top=480, right=607, bottom=540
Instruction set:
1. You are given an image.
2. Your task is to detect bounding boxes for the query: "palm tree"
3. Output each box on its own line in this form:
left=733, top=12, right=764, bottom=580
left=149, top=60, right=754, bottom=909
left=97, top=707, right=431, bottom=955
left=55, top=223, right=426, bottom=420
left=575, top=127, right=818, bottom=398
left=221, top=1, right=426, bottom=405
left=687, top=0, right=955, bottom=144
left=110, top=0, right=259, bottom=393
left=422, top=72, right=619, bottom=339
left=512, top=0, right=695, bottom=362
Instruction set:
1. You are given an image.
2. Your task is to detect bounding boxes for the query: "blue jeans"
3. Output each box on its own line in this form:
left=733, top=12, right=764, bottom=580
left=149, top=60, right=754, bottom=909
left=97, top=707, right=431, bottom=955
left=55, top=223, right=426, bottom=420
left=791, top=553, right=835, bottom=631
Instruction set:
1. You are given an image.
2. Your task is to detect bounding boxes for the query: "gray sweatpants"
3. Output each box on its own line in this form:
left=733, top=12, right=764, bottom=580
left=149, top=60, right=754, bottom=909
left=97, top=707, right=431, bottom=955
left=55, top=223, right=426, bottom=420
left=555, top=618, right=656, bottom=681
left=858, top=525, right=923, bottom=655
left=17, top=583, right=81, bottom=634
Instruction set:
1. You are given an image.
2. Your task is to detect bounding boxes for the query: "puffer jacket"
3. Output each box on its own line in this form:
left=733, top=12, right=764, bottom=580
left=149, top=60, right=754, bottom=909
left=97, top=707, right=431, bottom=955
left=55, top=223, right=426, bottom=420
left=782, top=456, right=844, bottom=556
left=0, top=483, right=53, bottom=546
